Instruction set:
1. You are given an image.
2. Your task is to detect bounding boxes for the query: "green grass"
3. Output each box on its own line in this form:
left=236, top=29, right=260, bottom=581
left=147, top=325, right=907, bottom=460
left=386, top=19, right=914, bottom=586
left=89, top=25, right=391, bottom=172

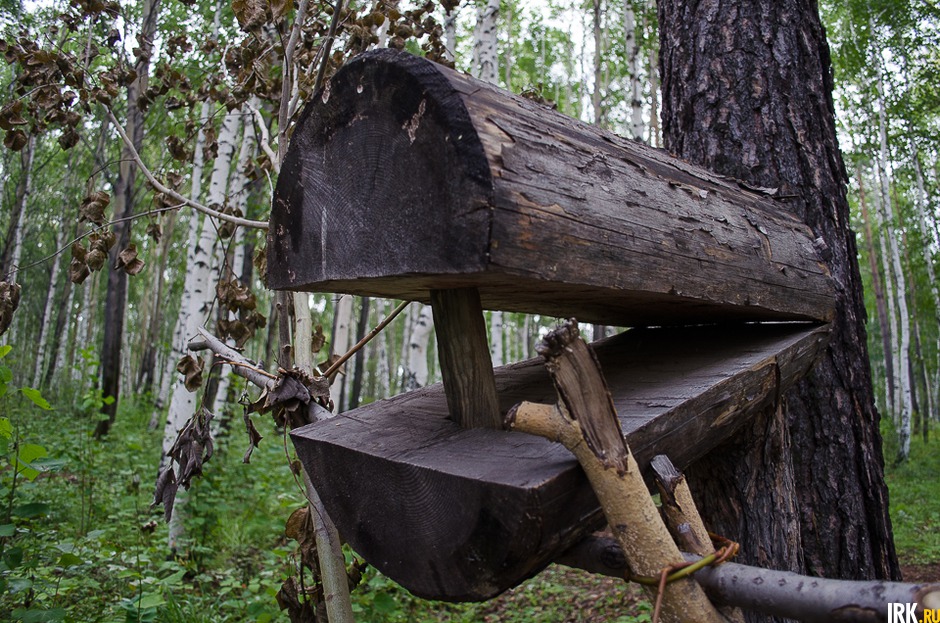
left=885, top=425, right=940, bottom=566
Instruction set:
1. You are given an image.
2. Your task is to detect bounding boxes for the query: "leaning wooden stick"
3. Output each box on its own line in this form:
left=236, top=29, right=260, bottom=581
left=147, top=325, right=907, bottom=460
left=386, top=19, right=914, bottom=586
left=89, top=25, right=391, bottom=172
left=506, top=320, right=727, bottom=623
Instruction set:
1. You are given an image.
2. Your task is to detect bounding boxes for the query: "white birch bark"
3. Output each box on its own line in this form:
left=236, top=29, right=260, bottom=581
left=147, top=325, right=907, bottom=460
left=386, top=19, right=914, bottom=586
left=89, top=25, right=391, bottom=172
left=490, top=311, right=504, bottom=367
left=472, top=0, right=500, bottom=83
left=624, top=0, right=643, bottom=141
left=330, top=294, right=353, bottom=409
left=444, top=7, right=458, bottom=61
left=3, top=134, right=34, bottom=286
left=161, top=107, right=241, bottom=550
left=591, top=0, right=604, bottom=127
left=375, top=299, right=391, bottom=399
left=212, top=107, right=258, bottom=415
left=404, top=304, right=433, bottom=391
left=33, top=226, right=68, bottom=386
left=912, top=146, right=940, bottom=419
left=876, top=68, right=913, bottom=462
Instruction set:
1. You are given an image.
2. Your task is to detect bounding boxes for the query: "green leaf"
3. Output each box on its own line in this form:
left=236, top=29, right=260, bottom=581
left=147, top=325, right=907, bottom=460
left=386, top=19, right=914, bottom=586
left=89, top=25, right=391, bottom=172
left=21, top=387, right=51, bottom=410
left=12, top=502, right=50, bottom=518
left=0, top=365, right=12, bottom=383
left=15, top=443, right=48, bottom=480
left=372, top=592, right=398, bottom=614
left=0, top=416, right=12, bottom=439
left=102, top=395, right=115, bottom=405
left=0, top=345, right=11, bottom=359
left=14, top=608, right=67, bottom=623
left=58, top=552, right=83, bottom=567
left=137, top=593, right=166, bottom=609
left=160, top=569, right=186, bottom=586
left=0, top=524, right=14, bottom=536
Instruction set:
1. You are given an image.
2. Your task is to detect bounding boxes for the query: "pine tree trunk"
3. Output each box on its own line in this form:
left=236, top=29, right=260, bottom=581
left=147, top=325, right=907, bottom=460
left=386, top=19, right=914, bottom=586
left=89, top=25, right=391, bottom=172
left=658, top=2, right=899, bottom=608
left=96, top=0, right=161, bottom=437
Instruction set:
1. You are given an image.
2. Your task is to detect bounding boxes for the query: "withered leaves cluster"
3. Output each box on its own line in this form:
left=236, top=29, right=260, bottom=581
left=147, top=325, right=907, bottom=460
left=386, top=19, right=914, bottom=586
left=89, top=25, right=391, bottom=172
left=249, top=367, right=331, bottom=432
left=153, top=406, right=214, bottom=521
left=0, top=281, right=21, bottom=337
left=217, top=278, right=267, bottom=348
left=69, top=229, right=115, bottom=284
left=176, top=354, right=205, bottom=392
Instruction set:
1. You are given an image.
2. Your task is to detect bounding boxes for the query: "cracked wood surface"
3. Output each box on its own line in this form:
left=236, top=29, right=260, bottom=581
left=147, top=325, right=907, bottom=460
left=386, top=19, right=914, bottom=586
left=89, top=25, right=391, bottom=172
left=291, top=322, right=829, bottom=602
left=268, top=49, right=834, bottom=326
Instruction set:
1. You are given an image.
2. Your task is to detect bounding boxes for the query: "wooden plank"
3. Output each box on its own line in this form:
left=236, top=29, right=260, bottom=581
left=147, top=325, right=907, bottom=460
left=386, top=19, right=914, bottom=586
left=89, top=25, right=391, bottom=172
left=429, top=288, right=501, bottom=429
left=290, top=322, right=830, bottom=602
left=268, top=49, right=834, bottom=326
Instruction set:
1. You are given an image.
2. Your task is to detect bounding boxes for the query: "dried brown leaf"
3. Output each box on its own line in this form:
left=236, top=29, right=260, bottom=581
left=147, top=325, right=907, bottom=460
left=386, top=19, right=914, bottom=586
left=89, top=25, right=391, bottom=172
left=4, top=128, right=27, bottom=151
left=242, top=410, right=263, bottom=463
left=116, top=243, right=145, bottom=275
left=85, top=249, right=107, bottom=271
left=176, top=354, right=204, bottom=392
left=79, top=190, right=110, bottom=225
left=0, top=281, right=21, bottom=336
left=68, top=258, right=90, bottom=284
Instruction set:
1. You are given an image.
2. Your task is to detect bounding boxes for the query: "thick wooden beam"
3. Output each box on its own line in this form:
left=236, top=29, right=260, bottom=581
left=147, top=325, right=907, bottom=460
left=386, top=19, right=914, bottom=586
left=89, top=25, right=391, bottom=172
left=429, top=288, right=501, bottom=429
left=268, top=49, right=835, bottom=326
left=290, top=322, right=829, bottom=602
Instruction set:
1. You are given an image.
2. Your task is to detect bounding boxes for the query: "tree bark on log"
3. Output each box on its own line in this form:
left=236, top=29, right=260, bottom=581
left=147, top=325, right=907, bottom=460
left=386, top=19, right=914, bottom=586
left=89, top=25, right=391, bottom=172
left=507, top=320, right=726, bottom=623
left=658, top=0, right=899, bottom=598
left=268, top=49, right=834, bottom=328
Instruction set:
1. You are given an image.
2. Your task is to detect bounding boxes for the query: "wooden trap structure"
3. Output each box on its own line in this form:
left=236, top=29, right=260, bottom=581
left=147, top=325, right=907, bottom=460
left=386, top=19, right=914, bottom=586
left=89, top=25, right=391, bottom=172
left=268, top=50, right=834, bottom=602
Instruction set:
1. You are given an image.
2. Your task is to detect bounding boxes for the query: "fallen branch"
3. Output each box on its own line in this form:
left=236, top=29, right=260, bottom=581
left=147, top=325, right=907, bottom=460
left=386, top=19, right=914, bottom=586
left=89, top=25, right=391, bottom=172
left=506, top=319, right=726, bottom=623
left=557, top=534, right=940, bottom=623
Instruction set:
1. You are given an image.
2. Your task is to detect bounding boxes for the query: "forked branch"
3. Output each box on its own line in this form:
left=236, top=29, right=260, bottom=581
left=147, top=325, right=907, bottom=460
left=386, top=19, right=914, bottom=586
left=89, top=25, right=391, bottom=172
left=505, top=319, right=727, bottom=623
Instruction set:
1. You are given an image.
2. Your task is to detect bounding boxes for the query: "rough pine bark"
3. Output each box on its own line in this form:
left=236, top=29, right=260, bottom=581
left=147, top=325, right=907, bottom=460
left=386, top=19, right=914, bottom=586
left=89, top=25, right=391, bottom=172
left=658, top=0, right=899, bottom=598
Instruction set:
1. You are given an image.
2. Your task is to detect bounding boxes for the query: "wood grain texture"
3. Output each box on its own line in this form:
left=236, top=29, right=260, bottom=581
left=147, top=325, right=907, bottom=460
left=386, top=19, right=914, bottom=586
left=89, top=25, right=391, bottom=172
left=290, top=322, right=829, bottom=601
left=268, top=49, right=835, bottom=326
left=429, top=288, right=501, bottom=429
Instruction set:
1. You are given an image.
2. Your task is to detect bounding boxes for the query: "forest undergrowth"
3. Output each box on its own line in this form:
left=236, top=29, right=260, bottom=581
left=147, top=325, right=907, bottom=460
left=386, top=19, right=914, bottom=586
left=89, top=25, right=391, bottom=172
left=0, top=344, right=934, bottom=623
left=0, top=346, right=653, bottom=623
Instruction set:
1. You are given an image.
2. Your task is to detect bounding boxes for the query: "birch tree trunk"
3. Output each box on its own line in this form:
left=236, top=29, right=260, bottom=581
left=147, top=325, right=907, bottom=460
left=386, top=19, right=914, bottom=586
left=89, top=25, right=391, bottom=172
left=375, top=300, right=391, bottom=399
left=912, top=146, right=940, bottom=420
left=489, top=311, right=504, bottom=367
left=0, top=134, right=34, bottom=283
left=472, top=0, right=500, bottom=83
left=591, top=0, right=604, bottom=127
left=96, top=0, right=161, bottom=437
left=624, top=0, right=643, bottom=141
left=444, top=7, right=457, bottom=62
left=403, top=304, right=433, bottom=391
left=161, top=107, right=241, bottom=551
left=330, top=294, right=353, bottom=410
left=875, top=68, right=913, bottom=463
left=33, top=223, right=68, bottom=387
left=858, top=168, right=894, bottom=416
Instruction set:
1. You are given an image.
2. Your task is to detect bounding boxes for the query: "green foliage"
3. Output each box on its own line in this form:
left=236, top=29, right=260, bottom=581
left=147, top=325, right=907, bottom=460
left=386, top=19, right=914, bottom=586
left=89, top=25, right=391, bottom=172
left=885, top=424, right=940, bottom=565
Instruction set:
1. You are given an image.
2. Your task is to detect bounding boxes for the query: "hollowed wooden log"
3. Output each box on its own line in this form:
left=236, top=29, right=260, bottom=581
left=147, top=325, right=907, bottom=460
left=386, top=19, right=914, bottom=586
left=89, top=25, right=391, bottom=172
left=290, top=323, right=829, bottom=601
left=268, top=49, right=834, bottom=326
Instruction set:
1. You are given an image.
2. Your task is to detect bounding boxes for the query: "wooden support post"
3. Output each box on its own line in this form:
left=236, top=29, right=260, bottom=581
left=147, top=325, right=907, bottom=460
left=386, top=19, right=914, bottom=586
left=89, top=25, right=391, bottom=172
left=430, top=287, right=501, bottom=429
